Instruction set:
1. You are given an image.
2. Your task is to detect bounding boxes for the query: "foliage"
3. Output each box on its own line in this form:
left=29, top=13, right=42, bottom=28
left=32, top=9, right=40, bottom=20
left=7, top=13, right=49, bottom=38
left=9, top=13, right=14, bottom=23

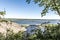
left=42, top=24, right=60, bottom=40
left=0, top=33, right=5, bottom=40
left=24, top=24, right=60, bottom=40
left=0, top=10, right=6, bottom=18
left=26, top=0, right=60, bottom=17
left=0, top=24, right=60, bottom=40
left=5, top=29, right=24, bottom=40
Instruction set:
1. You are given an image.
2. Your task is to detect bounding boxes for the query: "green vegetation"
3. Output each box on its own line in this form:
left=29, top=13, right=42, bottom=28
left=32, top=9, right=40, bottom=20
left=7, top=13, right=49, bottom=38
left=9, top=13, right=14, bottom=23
left=0, top=24, right=60, bottom=40
left=26, top=0, right=60, bottom=17
left=0, top=10, right=6, bottom=18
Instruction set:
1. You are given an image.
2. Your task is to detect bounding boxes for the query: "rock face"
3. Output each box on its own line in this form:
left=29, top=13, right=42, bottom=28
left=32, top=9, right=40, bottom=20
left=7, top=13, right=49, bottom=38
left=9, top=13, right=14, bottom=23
left=0, top=21, right=26, bottom=35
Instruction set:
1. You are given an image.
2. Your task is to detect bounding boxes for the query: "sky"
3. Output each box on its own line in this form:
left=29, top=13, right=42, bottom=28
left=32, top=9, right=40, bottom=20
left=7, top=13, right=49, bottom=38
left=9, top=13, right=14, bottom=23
left=0, top=0, right=60, bottom=19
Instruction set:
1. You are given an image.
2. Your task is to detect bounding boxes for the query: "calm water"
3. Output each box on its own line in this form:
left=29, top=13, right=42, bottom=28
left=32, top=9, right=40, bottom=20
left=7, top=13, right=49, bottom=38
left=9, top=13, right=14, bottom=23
left=12, top=19, right=60, bottom=24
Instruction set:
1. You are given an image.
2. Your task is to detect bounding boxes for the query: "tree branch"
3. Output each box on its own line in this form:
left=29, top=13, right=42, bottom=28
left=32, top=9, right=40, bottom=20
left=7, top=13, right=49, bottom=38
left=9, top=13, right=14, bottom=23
left=53, top=0, right=60, bottom=15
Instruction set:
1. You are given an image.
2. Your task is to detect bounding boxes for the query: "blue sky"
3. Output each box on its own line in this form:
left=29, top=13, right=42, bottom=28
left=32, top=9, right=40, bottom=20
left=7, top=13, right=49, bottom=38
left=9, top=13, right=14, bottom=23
left=0, top=0, right=60, bottom=19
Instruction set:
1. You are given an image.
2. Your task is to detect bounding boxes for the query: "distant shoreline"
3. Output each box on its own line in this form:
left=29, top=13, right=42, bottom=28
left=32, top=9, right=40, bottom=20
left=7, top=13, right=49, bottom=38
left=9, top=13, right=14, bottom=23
left=1, top=18, right=60, bottom=20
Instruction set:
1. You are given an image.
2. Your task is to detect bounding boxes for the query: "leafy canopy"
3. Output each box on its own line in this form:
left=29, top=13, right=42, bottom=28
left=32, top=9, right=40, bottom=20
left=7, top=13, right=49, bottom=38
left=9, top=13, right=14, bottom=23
left=0, top=11, right=6, bottom=16
left=26, top=0, right=60, bottom=17
left=0, top=10, right=6, bottom=18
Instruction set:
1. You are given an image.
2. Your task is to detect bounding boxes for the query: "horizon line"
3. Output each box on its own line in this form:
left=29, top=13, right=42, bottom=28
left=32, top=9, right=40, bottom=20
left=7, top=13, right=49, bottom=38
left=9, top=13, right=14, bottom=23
left=3, top=18, right=60, bottom=20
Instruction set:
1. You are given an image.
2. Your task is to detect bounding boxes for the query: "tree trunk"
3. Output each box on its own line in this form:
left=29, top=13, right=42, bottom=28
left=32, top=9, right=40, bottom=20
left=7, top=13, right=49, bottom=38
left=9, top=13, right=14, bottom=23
left=53, top=0, right=60, bottom=15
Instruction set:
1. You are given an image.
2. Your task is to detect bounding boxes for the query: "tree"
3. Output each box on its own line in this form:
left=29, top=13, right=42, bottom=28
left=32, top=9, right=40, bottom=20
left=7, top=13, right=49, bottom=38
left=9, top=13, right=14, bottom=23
left=26, top=0, right=60, bottom=17
left=0, top=9, right=6, bottom=18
